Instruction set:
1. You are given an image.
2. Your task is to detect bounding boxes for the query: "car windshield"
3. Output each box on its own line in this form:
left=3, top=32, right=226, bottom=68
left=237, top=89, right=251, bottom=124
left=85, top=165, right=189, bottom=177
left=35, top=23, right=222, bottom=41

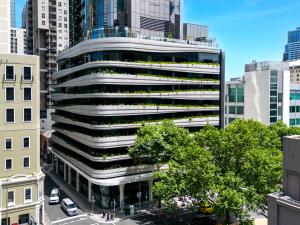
left=68, top=203, right=76, bottom=209
left=50, top=194, right=57, bottom=197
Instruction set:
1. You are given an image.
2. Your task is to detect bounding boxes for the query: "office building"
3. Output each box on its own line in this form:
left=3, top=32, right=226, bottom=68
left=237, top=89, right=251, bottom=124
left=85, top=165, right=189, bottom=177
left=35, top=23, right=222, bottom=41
left=22, top=0, right=69, bottom=133
left=225, top=61, right=290, bottom=126
left=51, top=0, right=225, bottom=209
left=10, top=0, right=15, bottom=27
left=0, top=0, right=10, bottom=54
left=0, top=53, right=44, bottom=225
left=283, top=27, right=300, bottom=61
left=10, top=28, right=26, bottom=55
left=268, top=136, right=300, bottom=225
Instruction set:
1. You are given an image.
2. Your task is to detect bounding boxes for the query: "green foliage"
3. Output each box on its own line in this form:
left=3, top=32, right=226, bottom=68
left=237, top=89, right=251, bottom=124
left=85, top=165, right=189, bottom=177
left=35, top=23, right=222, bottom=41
left=129, top=119, right=285, bottom=223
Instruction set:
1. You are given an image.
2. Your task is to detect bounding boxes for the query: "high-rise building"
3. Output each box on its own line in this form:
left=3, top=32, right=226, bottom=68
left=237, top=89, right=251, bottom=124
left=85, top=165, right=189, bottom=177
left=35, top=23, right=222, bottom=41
left=51, top=0, right=225, bottom=209
left=10, top=0, right=15, bottom=27
left=0, top=0, right=10, bottom=54
left=268, top=135, right=300, bottom=224
left=10, top=28, right=26, bottom=55
left=22, top=0, right=69, bottom=133
left=283, top=27, right=300, bottom=61
left=225, top=61, right=290, bottom=126
left=0, top=53, right=45, bottom=225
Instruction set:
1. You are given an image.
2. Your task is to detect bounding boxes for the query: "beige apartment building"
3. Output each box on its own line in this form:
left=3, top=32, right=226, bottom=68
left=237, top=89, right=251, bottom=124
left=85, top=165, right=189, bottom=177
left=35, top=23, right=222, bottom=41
left=0, top=54, right=44, bottom=225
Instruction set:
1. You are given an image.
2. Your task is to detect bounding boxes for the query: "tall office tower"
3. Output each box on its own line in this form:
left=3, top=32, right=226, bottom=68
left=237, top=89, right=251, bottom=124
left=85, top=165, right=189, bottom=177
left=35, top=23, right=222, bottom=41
left=225, top=61, right=290, bottom=126
left=51, top=0, right=225, bottom=209
left=283, top=27, right=300, bottom=61
left=10, top=28, right=27, bottom=54
left=0, top=54, right=44, bottom=225
left=22, top=0, right=69, bottom=133
left=10, top=0, right=15, bottom=27
left=0, top=0, right=10, bottom=54
left=268, top=136, right=300, bottom=224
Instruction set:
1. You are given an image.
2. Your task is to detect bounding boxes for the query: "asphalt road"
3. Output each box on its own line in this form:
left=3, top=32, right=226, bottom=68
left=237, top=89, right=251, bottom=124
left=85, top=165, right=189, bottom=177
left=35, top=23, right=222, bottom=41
left=51, top=215, right=101, bottom=225
left=44, top=175, right=85, bottom=223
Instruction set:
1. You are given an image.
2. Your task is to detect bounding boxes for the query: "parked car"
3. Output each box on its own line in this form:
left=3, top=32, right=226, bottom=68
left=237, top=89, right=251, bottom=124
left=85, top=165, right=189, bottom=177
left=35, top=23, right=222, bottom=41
left=61, top=198, right=78, bottom=216
left=49, top=188, right=60, bottom=204
left=192, top=215, right=216, bottom=225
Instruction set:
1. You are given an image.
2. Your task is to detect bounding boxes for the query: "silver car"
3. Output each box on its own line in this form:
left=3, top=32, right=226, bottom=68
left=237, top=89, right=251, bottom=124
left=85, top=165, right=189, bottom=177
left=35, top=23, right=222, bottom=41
left=61, top=198, right=78, bottom=216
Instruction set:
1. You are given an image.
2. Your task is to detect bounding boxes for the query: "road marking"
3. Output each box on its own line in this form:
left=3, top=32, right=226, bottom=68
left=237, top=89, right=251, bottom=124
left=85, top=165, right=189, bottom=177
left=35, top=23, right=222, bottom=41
left=62, top=217, right=88, bottom=225
left=51, top=214, right=87, bottom=224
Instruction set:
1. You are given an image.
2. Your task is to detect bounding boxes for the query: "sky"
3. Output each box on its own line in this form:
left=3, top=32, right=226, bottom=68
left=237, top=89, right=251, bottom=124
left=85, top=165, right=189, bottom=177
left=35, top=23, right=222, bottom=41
left=16, top=0, right=300, bottom=80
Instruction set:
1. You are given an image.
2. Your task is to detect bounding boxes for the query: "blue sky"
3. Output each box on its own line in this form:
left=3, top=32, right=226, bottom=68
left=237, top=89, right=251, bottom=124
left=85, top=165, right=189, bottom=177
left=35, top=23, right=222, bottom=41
left=16, top=0, right=300, bottom=80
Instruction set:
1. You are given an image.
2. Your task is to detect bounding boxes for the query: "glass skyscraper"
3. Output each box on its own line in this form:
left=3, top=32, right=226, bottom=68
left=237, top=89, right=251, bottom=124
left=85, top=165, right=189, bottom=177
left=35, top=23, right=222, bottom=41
left=283, top=27, right=300, bottom=61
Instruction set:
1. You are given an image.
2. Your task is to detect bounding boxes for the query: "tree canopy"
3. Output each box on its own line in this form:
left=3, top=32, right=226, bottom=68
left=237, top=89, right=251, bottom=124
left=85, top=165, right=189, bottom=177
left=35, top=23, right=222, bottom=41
left=129, top=119, right=295, bottom=224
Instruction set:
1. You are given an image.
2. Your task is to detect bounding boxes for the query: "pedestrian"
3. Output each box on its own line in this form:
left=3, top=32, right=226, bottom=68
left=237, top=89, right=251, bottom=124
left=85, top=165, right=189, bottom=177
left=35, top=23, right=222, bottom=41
left=106, top=212, right=110, bottom=221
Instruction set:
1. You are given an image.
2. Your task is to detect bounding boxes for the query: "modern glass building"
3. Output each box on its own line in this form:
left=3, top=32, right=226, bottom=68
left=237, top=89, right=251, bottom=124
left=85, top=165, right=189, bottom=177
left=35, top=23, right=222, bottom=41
left=51, top=0, right=225, bottom=210
left=283, top=27, right=300, bottom=61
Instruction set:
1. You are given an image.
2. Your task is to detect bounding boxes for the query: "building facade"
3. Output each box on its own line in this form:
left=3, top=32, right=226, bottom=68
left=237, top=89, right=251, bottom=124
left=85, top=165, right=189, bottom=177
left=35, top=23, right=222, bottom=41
left=22, top=0, right=69, bottom=133
left=0, top=0, right=10, bottom=54
left=225, top=61, right=290, bottom=126
left=51, top=0, right=225, bottom=209
left=283, top=27, right=300, bottom=61
left=10, top=28, right=26, bottom=55
left=0, top=54, right=44, bottom=225
left=268, top=136, right=300, bottom=225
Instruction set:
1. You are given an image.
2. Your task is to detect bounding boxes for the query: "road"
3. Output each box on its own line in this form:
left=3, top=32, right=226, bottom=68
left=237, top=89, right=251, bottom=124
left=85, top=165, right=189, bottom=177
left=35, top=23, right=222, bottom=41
left=44, top=175, right=86, bottom=223
left=52, top=215, right=101, bottom=225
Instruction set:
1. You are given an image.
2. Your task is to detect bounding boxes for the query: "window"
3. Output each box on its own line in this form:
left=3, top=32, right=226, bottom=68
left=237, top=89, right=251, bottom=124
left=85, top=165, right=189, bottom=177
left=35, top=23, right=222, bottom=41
left=23, top=88, right=32, bottom=101
left=23, top=67, right=32, bottom=80
left=24, top=188, right=32, bottom=203
left=5, top=138, right=12, bottom=150
left=7, top=191, right=15, bottom=206
left=23, top=157, right=30, bottom=168
left=58, top=2, right=61, bottom=6
left=5, top=66, right=14, bottom=80
left=40, top=110, right=47, bottom=119
left=64, top=24, right=67, bottom=28
left=42, top=21, right=45, bottom=25
left=236, top=106, right=244, bottom=115
left=229, top=106, right=236, bottom=114
left=42, top=13, right=45, bottom=18
left=5, top=87, right=14, bottom=101
left=5, top=108, right=14, bottom=123
left=23, top=108, right=32, bottom=122
left=23, top=137, right=30, bottom=149
left=5, top=159, right=13, bottom=170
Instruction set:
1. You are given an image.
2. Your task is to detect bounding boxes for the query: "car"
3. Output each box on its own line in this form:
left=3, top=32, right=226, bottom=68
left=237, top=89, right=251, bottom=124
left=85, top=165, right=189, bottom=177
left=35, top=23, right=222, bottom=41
left=61, top=198, right=78, bottom=216
left=192, top=215, right=216, bottom=225
left=49, top=188, right=60, bottom=204
left=200, top=202, right=214, bottom=215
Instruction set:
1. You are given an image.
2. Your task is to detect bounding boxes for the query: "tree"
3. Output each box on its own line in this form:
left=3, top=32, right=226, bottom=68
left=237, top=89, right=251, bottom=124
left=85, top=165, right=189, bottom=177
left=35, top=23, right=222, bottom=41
left=128, top=120, right=192, bottom=169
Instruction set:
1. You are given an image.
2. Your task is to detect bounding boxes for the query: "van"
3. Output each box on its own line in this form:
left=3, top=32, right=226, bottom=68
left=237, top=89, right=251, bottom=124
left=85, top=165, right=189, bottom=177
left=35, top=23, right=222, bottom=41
left=61, top=198, right=78, bottom=216
left=49, top=188, right=60, bottom=204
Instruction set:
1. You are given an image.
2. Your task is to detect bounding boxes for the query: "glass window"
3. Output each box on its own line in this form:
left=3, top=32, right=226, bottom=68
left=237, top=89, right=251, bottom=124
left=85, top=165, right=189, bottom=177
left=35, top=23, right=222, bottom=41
left=23, top=108, right=32, bottom=122
left=23, top=137, right=30, bottom=148
left=24, top=67, right=32, bottom=80
left=23, top=88, right=31, bottom=101
left=5, top=159, right=12, bottom=170
left=270, top=110, right=277, bottom=116
left=5, top=88, right=14, bottom=101
left=270, top=117, right=277, bottom=123
left=40, top=110, right=47, bottom=119
left=290, top=119, right=296, bottom=126
left=270, top=97, right=277, bottom=103
left=5, top=66, right=14, bottom=80
left=5, top=139, right=12, bottom=150
left=24, top=189, right=31, bottom=202
left=290, top=106, right=295, bottom=113
left=236, top=106, right=244, bottom=115
left=228, top=117, right=236, bottom=123
left=23, top=157, right=30, bottom=168
left=290, top=93, right=300, bottom=100
left=270, top=91, right=277, bottom=96
left=229, top=106, right=236, bottom=114
left=6, top=109, right=14, bottom=123
left=270, top=104, right=277, bottom=110
left=7, top=191, right=14, bottom=205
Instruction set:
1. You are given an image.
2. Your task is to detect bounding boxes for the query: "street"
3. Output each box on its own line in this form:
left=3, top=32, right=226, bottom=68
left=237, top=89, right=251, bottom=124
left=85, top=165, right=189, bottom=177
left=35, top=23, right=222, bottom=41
left=44, top=175, right=86, bottom=223
left=52, top=215, right=100, bottom=225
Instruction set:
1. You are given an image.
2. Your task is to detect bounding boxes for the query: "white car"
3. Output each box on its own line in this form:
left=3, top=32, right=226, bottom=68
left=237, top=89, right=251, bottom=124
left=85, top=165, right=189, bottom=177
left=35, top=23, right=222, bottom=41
left=49, top=188, right=60, bottom=204
left=61, top=198, right=78, bottom=216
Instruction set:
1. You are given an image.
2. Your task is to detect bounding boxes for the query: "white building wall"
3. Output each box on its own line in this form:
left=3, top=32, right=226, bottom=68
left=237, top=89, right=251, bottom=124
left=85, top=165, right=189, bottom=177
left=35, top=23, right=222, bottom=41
left=244, top=70, right=270, bottom=125
left=282, top=70, right=291, bottom=125
left=56, top=0, right=69, bottom=52
left=0, top=0, right=10, bottom=53
left=37, top=0, right=49, bottom=29
left=10, top=28, right=26, bottom=54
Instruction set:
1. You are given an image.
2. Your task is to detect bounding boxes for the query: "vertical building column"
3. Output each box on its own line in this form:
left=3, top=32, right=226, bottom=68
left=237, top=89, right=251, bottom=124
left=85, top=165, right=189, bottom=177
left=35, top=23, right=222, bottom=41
left=88, top=181, right=92, bottom=202
left=76, top=172, right=80, bottom=192
left=55, top=158, right=58, bottom=174
left=63, top=163, right=67, bottom=181
left=119, top=184, right=125, bottom=211
left=148, top=179, right=153, bottom=201
left=68, top=166, right=71, bottom=185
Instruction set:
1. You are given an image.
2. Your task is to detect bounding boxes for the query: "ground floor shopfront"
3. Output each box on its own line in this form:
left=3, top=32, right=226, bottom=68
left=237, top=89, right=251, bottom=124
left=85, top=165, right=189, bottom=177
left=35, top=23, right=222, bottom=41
left=52, top=153, right=154, bottom=210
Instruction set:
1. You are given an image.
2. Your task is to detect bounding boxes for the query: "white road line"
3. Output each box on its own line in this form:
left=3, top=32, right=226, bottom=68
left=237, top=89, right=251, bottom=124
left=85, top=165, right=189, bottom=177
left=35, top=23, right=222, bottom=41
left=51, top=214, right=87, bottom=224
left=62, top=217, right=88, bottom=225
